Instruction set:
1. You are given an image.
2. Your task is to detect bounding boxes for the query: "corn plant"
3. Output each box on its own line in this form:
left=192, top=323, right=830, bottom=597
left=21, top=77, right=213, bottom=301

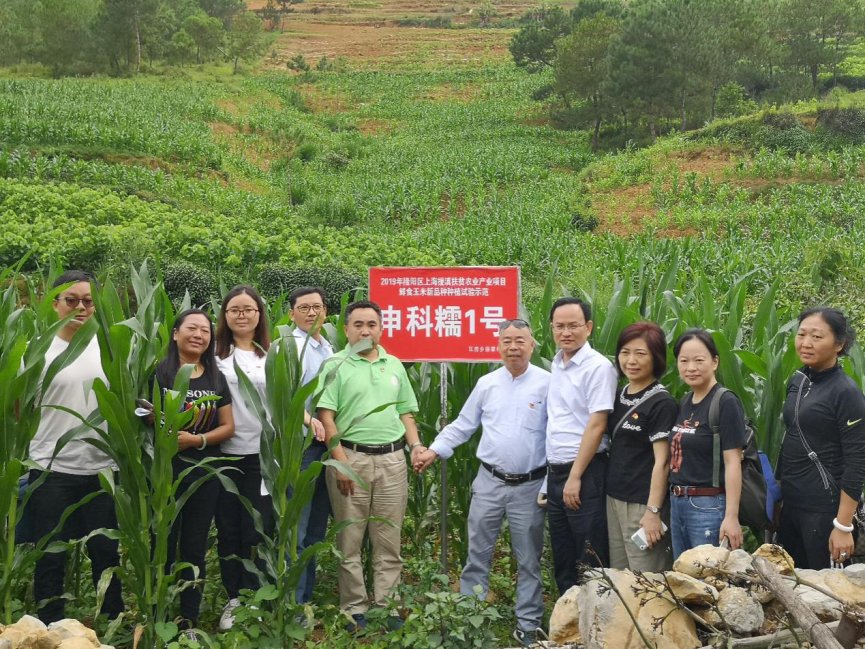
left=232, top=329, right=368, bottom=644
left=47, top=264, right=237, bottom=647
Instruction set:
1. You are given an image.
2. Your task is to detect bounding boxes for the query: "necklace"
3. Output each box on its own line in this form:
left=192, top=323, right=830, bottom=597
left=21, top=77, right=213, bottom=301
left=619, top=382, right=662, bottom=407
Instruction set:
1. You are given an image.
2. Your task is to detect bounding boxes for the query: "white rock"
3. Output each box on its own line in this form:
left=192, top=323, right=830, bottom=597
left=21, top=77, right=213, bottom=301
left=11, top=616, right=48, bottom=633
left=672, top=544, right=730, bottom=578
left=725, top=549, right=753, bottom=575
left=549, top=585, right=582, bottom=644
left=662, top=572, right=719, bottom=605
left=578, top=570, right=700, bottom=649
left=47, top=621, right=99, bottom=647
left=845, top=563, right=865, bottom=588
left=793, top=570, right=843, bottom=621
left=752, top=544, right=794, bottom=575
left=716, top=586, right=764, bottom=634
left=58, top=640, right=99, bottom=649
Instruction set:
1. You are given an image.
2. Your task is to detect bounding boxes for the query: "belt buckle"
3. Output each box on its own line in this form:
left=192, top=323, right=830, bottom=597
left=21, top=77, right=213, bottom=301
left=502, top=473, right=521, bottom=485
left=672, top=485, right=684, bottom=496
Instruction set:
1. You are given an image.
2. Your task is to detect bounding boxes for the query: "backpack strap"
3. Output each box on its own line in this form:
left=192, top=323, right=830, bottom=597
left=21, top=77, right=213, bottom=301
left=708, top=386, right=730, bottom=489
left=610, top=387, right=669, bottom=441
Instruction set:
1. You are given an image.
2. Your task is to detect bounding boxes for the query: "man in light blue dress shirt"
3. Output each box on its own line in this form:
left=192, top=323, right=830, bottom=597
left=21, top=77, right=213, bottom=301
left=289, top=286, right=334, bottom=605
left=415, top=319, right=550, bottom=646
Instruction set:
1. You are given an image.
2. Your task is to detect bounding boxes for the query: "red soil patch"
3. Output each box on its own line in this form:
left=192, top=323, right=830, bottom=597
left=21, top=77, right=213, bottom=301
left=668, top=147, right=741, bottom=178
left=357, top=118, right=395, bottom=135
left=266, top=20, right=510, bottom=68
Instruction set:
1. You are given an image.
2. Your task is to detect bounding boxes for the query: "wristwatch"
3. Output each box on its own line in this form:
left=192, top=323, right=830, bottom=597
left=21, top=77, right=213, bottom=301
left=646, top=505, right=660, bottom=514
left=409, top=442, right=424, bottom=450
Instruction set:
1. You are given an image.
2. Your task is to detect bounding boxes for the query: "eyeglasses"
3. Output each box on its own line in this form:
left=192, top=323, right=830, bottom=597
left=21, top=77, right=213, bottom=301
left=296, top=304, right=325, bottom=314
left=552, top=322, right=588, bottom=333
left=497, top=318, right=531, bottom=333
left=57, top=296, right=94, bottom=309
left=226, top=308, right=259, bottom=318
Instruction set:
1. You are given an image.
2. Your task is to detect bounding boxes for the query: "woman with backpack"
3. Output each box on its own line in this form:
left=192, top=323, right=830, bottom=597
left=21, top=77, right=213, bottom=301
left=669, top=329, right=745, bottom=557
left=606, top=322, right=678, bottom=571
left=777, top=307, right=865, bottom=569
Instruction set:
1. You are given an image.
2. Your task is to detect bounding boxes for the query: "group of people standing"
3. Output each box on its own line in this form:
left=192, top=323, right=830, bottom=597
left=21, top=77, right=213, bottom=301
left=416, top=297, right=865, bottom=645
left=24, top=274, right=865, bottom=646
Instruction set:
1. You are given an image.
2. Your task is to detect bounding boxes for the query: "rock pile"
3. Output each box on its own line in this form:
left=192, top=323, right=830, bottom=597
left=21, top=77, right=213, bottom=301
left=0, top=617, right=114, bottom=649
left=548, top=543, right=863, bottom=648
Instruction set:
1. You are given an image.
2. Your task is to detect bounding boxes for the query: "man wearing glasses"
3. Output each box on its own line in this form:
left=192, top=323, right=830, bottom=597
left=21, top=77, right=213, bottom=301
left=546, top=297, right=617, bottom=592
left=288, top=286, right=333, bottom=607
left=29, top=271, right=123, bottom=623
left=414, top=320, right=549, bottom=647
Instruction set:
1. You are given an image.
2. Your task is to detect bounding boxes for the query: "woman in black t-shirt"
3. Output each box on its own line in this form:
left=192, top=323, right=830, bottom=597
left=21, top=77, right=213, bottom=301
left=669, top=329, right=745, bottom=558
left=155, top=309, right=235, bottom=635
left=606, top=322, right=678, bottom=571
left=778, top=307, right=865, bottom=569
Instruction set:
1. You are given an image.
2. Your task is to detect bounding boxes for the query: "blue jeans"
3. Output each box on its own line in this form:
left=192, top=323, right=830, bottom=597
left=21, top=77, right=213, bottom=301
left=670, top=493, right=726, bottom=559
left=294, top=442, right=331, bottom=604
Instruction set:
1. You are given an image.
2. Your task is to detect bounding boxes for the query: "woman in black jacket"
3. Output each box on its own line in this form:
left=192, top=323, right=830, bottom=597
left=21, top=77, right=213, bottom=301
left=778, top=307, right=865, bottom=569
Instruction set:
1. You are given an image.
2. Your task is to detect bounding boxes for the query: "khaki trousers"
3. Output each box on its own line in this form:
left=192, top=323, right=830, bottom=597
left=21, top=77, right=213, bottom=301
left=326, top=446, right=407, bottom=614
left=606, top=495, right=673, bottom=572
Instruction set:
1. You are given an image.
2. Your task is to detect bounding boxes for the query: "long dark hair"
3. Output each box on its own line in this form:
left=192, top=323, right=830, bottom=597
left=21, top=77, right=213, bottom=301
left=156, top=309, right=219, bottom=389
left=215, top=285, right=270, bottom=359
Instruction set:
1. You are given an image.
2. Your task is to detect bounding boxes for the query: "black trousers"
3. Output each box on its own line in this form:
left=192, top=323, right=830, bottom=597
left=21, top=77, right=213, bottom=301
left=29, top=470, right=123, bottom=624
left=216, top=453, right=272, bottom=599
left=777, top=504, right=836, bottom=570
left=167, top=458, right=221, bottom=624
left=547, top=453, right=609, bottom=595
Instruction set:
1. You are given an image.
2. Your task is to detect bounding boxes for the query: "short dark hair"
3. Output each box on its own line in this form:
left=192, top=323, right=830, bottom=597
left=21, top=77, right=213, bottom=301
left=345, top=300, right=382, bottom=323
left=216, top=285, right=271, bottom=359
left=549, top=297, right=591, bottom=323
left=798, top=306, right=856, bottom=356
left=289, top=286, right=327, bottom=309
left=616, top=322, right=668, bottom=379
left=673, top=328, right=719, bottom=360
left=53, top=270, right=98, bottom=290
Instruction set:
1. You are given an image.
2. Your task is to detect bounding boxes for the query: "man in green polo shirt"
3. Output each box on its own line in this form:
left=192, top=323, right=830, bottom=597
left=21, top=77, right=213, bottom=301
left=317, top=300, right=425, bottom=631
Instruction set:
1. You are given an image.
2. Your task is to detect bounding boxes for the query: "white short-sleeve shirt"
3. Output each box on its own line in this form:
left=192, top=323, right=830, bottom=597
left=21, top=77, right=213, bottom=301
left=546, top=341, right=617, bottom=464
left=30, top=336, right=113, bottom=474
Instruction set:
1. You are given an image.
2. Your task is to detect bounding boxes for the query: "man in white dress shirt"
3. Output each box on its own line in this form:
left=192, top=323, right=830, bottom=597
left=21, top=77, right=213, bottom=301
left=415, top=319, right=549, bottom=646
left=545, top=297, right=617, bottom=593
left=289, top=286, right=334, bottom=605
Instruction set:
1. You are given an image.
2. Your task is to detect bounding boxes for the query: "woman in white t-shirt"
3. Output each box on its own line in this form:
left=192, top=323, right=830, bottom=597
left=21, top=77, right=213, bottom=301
left=214, top=285, right=272, bottom=630
left=29, top=271, right=123, bottom=623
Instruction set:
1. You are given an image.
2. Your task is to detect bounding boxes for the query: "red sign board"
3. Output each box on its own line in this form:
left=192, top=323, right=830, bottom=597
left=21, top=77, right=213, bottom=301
left=368, top=266, right=521, bottom=362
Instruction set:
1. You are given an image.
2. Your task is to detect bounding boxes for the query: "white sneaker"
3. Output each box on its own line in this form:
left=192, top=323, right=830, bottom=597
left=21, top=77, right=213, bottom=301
left=219, top=598, right=241, bottom=631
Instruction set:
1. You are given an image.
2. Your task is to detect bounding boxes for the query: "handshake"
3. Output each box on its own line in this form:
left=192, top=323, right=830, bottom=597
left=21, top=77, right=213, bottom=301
left=412, top=447, right=438, bottom=474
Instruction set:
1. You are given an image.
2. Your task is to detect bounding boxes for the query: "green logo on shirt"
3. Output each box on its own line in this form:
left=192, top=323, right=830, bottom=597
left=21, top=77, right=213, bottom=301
left=848, top=419, right=863, bottom=427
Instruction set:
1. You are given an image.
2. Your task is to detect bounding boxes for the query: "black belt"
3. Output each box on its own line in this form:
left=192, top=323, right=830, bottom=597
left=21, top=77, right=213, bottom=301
left=482, top=462, right=547, bottom=485
left=547, top=452, right=608, bottom=475
left=340, top=439, right=405, bottom=455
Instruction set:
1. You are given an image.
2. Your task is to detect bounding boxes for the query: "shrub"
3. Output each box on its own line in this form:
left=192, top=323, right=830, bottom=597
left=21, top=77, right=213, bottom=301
left=324, top=149, right=350, bottom=170
left=760, top=110, right=800, bottom=131
left=161, top=259, right=217, bottom=306
left=715, top=82, right=758, bottom=119
left=816, top=107, right=865, bottom=142
left=286, top=54, right=310, bottom=73
left=257, top=263, right=363, bottom=311
left=294, top=143, right=319, bottom=162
